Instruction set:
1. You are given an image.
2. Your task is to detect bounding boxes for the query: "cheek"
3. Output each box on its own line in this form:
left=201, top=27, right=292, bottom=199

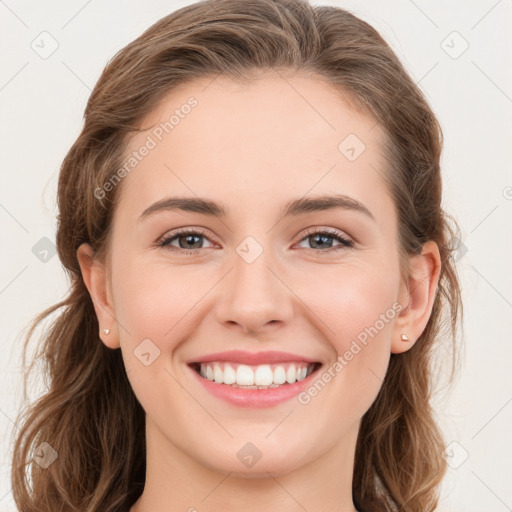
left=301, top=260, right=399, bottom=346
left=297, top=263, right=397, bottom=407
left=114, top=276, right=168, bottom=338
left=111, top=263, right=203, bottom=414
left=111, top=259, right=216, bottom=353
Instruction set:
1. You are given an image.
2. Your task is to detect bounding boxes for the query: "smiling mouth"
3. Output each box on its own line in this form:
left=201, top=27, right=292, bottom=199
left=188, top=361, right=322, bottom=389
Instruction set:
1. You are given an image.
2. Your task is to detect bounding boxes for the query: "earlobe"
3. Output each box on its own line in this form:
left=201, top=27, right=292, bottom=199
left=76, top=243, right=120, bottom=349
left=391, top=241, right=441, bottom=354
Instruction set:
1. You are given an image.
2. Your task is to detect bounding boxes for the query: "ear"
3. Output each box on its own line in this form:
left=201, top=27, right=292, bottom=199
left=76, top=243, right=120, bottom=349
left=391, top=240, right=441, bottom=354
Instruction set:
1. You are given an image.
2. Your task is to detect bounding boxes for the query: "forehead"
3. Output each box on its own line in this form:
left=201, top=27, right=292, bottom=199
left=115, top=71, right=392, bottom=222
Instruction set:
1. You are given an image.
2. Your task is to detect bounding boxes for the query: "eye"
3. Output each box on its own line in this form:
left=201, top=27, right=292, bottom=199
left=156, top=226, right=355, bottom=256
left=157, top=227, right=216, bottom=255
left=295, top=227, right=354, bottom=254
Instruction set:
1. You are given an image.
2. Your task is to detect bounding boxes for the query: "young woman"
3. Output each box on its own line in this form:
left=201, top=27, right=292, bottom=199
left=11, top=0, right=463, bottom=511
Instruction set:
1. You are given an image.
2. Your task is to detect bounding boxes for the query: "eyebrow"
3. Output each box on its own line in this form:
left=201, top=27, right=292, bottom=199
left=138, top=193, right=375, bottom=223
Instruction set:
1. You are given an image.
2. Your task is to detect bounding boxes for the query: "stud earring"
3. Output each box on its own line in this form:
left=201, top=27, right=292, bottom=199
left=103, top=329, right=110, bottom=335
left=400, top=333, right=409, bottom=342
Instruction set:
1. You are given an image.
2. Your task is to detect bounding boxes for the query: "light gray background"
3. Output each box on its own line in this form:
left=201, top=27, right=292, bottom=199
left=1, top=1, right=511, bottom=511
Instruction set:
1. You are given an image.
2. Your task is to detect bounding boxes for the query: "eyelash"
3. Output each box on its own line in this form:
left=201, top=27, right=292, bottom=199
left=156, top=226, right=354, bottom=256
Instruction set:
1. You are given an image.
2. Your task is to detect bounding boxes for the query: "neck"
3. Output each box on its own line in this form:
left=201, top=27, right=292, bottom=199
left=130, top=416, right=359, bottom=512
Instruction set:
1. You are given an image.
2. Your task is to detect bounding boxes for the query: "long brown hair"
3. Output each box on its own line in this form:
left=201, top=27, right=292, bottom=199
left=11, top=1, right=463, bottom=510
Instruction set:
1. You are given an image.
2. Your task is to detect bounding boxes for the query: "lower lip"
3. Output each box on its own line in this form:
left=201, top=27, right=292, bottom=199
left=188, top=364, right=321, bottom=408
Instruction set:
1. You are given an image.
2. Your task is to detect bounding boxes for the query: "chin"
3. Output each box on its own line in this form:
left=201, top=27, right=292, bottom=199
left=201, top=448, right=310, bottom=478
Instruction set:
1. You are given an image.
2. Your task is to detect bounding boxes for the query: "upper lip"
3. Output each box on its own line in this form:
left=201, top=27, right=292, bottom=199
left=188, top=350, right=321, bottom=366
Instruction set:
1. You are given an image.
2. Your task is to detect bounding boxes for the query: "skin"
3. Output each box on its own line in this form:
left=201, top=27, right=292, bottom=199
left=77, top=69, right=441, bottom=512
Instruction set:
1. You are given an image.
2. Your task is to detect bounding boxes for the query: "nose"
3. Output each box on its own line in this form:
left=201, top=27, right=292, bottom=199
left=215, top=244, right=294, bottom=335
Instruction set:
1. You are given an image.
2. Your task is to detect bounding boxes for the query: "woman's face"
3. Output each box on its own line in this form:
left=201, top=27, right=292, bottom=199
left=86, top=71, right=413, bottom=476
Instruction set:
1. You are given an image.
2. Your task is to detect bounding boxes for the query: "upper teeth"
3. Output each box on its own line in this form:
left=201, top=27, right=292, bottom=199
left=199, top=362, right=315, bottom=386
